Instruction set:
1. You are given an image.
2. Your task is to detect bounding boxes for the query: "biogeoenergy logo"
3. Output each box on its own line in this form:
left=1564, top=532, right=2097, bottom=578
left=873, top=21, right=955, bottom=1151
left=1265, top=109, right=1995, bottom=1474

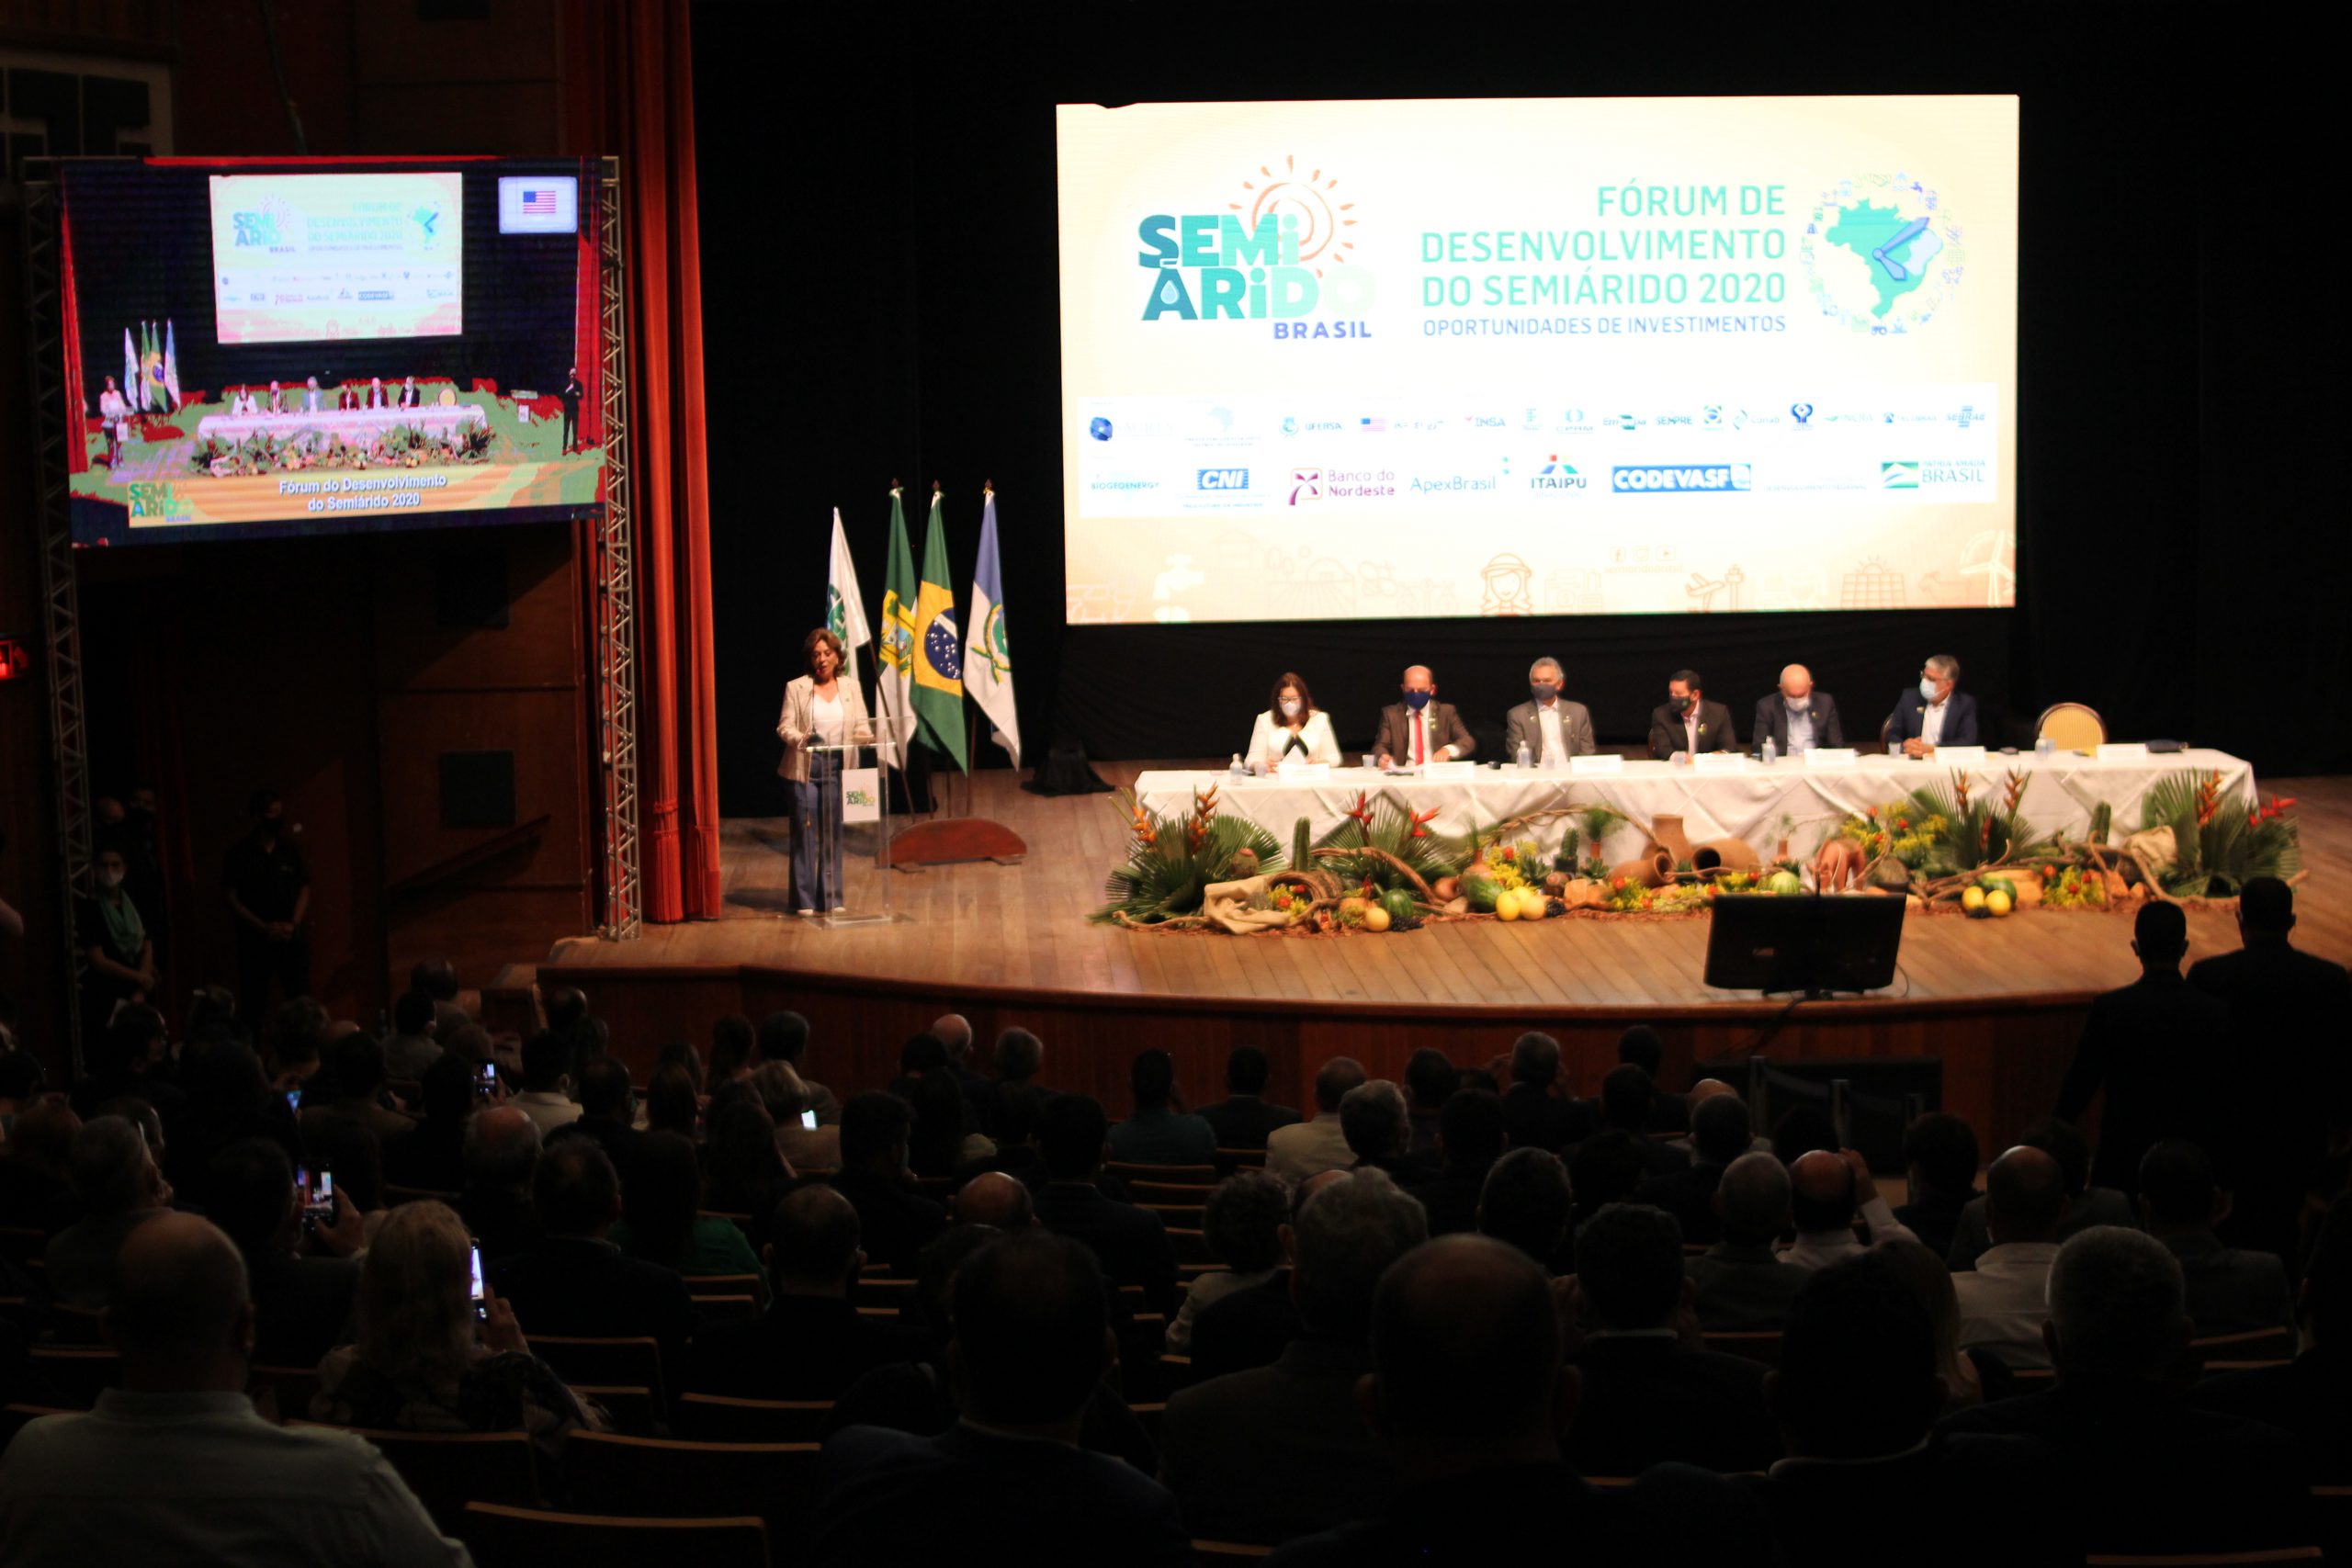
left=1135, top=155, right=1374, bottom=322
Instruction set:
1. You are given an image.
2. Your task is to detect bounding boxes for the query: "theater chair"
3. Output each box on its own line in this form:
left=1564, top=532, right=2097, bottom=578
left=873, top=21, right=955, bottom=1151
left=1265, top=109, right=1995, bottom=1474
left=562, top=1430, right=820, bottom=1536
left=28, top=1348, right=120, bottom=1409
left=2036, top=702, right=2106, bottom=750
left=1701, top=1331, right=1781, bottom=1368
left=459, top=1503, right=768, bottom=1568
left=527, top=1336, right=665, bottom=1409
left=2084, top=1552, right=2320, bottom=1565
left=1194, top=1543, right=1276, bottom=1560
left=569, top=1385, right=659, bottom=1435
left=294, top=1425, right=537, bottom=1535
left=672, top=1393, right=834, bottom=1444
left=248, top=1363, right=321, bottom=1422
left=1106, top=1162, right=1219, bottom=1187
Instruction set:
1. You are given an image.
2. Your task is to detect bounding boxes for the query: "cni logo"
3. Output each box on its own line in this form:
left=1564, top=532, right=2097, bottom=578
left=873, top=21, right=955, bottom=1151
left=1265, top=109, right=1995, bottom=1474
left=1196, top=468, right=1250, bottom=491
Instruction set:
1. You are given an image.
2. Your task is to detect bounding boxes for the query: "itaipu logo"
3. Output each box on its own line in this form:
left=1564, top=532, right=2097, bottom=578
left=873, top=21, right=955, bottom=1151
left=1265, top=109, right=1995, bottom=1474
left=1136, top=154, right=1374, bottom=324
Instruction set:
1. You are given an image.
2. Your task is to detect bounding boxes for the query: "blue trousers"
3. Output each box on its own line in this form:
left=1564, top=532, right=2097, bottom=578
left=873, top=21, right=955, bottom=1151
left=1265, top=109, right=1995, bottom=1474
left=787, top=751, right=844, bottom=910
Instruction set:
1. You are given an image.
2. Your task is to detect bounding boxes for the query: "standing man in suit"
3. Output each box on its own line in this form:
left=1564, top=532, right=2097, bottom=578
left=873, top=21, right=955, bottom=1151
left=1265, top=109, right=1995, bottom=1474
left=1752, top=664, right=1844, bottom=755
left=2189, top=876, right=2352, bottom=1262
left=1647, top=669, right=1737, bottom=760
left=1886, top=653, right=1978, bottom=757
left=1373, top=666, right=1473, bottom=769
left=2055, top=901, right=2233, bottom=1196
left=1504, top=657, right=1596, bottom=766
left=560, top=367, right=585, bottom=453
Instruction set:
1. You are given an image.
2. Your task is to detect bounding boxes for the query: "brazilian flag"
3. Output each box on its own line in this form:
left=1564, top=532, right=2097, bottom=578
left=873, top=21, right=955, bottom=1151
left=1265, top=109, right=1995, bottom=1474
left=912, top=489, right=969, bottom=773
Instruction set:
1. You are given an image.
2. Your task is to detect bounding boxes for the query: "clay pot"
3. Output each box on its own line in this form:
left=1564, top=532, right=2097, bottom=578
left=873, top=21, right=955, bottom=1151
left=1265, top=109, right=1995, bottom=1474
left=1431, top=876, right=1460, bottom=903
left=1648, top=814, right=1695, bottom=867
left=1608, top=849, right=1672, bottom=887
left=1691, top=838, right=1761, bottom=878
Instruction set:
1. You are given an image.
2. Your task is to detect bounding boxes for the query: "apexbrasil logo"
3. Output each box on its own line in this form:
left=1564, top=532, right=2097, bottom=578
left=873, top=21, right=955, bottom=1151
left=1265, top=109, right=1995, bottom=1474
left=1137, top=155, right=1374, bottom=327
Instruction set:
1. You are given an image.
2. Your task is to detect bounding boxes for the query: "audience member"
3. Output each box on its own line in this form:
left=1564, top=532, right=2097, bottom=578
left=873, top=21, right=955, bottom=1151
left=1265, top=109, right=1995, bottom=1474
left=1476, top=1146, right=1571, bottom=1272
left=1107, top=1048, right=1218, bottom=1166
left=2057, top=900, right=2232, bottom=1197
left=2188, top=878, right=2352, bottom=1262
left=2138, top=1137, right=2294, bottom=1337
left=1403, top=1089, right=1504, bottom=1235
left=617, top=1132, right=768, bottom=1302
left=1189, top=1170, right=1349, bottom=1381
left=1159, top=1168, right=1427, bottom=1545
left=1198, top=1045, right=1304, bottom=1152
left=1618, top=1024, right=1689, bottom=1133
left=1952, top=1145, right=2068, bottom=1369
left=708, top=1013, right=756, bottom=1086
left=810, top=1232, right=1191, bottom=1566
left=1566, top=1202, right=1781, bottom=1474
left=756, top=1059, right=841, bottom=1169
left=1941, top=1226, right=2312, bottom=1553
left=0, top=1100, right=81, bottom=1232
left=1686, top=1152, right=1808, bottom=1330
left=510, top=1031, right=581, bottom=1137
left=1781, top=1148, right=1917, bottom=1271
left=384, top=1052, right=478, bottom=1194
left=45, top=1114, right=172, bottom=1306
left=205, top=1136, right=364, bottom=1369
left=2195, top=1198, right=2352, bottom=1480
left=1769, top=1104, right=1839, bottom=1167
left=683, top=1183, right=928, bottom=1399
left=1401, top=1048, right=1455, bottom=1153
left=1339, top=1078, right=1432, bottom=1183
left=1035, top=1093, right=1180, bottom=1314
left=457, top=1105, right=543, bottom=1263
left=1267, top=1057, right=1364, bottom=1182
left=951, top=1169, right=1035, bottom=1231
left=302, top=1116, right=386, bottom=1236
left=1595, top=1064, right=1690, bottom=1179
left=313, top=1200, right=599, bottom=1461
left=382, top=988, right=442, bottom=1082
left=1633, top=1090, right=1748, bottom=1246
left=0, top=1213, right=465, bottom=1564
left=1566, top=1130, right=1651, bottom=1235
left=298, top=1029, right=414, bottom=1155
left=827, top=1092, right=946, bottom=1272
left=552, top=1055, right=641, bottom=1179
left=1269, top=1235, right=1769, bottom=1566
left=489, top=1139, right=701, bottom=1369
left=1756, top=1249, right=2068, bottom=1568
left=989, top=1027, right=1049, bottom=1141
left=1167, top=1169, right=1288, bottom=1354
left=409, top=956, right=469, bottom=1042
left=932, top=1011, right=1000, bottom=1134
left=897, top=1045, right=990, bottom=1179
left=1500, top=1031, right=1590, bottom=1155
left=702, top=1097, right=792, bottom=1221
left=758, top=1010, right=840, bottom=1123
left=644, top=1062, right=699, bottom=1140
left=169, top=1041, right=300, bottom=1206
left=1946, top=1117, right=2135, bottom=1270
left=1894, top=1112, right=1981, bottom=1261
left=1874, top=1238, right=2017, bottom=1413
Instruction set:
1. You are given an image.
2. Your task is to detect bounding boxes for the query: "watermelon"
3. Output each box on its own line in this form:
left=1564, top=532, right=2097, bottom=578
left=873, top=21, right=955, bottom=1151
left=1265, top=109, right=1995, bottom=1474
left=1380, top=888, right=1417, bottom=926
left=1461, top=873, right=1501, bottom=913
left=1765, top=870, right=1804, bottom=896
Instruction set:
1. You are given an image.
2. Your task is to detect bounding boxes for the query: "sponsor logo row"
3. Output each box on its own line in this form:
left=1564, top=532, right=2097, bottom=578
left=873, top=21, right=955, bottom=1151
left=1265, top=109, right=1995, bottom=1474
left=1087, top=457, right=1990, bottom=502
left=1084, top=403, right=1994, bottom=444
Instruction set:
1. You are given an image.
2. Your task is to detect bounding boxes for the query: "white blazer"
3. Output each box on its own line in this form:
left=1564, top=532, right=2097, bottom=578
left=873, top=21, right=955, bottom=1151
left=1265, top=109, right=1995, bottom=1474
left=1246, top=708, right=1341, bottom=768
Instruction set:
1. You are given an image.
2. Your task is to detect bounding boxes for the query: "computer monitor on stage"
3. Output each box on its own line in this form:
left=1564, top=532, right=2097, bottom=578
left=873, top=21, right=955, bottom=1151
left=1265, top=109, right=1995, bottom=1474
left=1703, top=894, right=1906, bottom=998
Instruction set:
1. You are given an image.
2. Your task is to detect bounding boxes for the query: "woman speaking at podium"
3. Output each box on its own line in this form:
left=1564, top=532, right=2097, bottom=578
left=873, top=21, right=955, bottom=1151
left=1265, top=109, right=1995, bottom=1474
left=1248, top=671, right=1341, bottom=771
left=776, top=627, right=871, bottom=917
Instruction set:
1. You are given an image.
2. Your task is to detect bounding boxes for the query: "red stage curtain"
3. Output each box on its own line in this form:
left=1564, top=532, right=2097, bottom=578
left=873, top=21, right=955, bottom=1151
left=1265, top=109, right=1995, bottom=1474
left=61, top=202, right=88, bottom=475
left=562, top=0, right=722, bottom=922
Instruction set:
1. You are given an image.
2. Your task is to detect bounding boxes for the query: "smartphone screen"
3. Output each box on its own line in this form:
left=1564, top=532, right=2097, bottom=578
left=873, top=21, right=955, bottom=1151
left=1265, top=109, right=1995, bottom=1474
left=800, top=1109, right=818, bottom=1131
left=476, top=1062, right=499, bottom=1099
left=469, top=1243, right=487, bottom=1321
left=311, top=1168, right=334, bottom=1214
left=285, top=1088, right=302, bottom=1114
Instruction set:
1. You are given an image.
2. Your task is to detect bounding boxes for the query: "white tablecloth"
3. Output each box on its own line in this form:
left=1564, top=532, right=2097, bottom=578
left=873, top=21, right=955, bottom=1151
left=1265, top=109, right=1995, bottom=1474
left=194, top=406, right=487, bottom=443
left=1137, top=750, right=2259, bottom=863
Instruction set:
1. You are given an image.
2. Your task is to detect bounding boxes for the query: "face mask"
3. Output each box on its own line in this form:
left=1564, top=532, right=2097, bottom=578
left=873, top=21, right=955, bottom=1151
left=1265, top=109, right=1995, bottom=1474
left=1919, top=677, right=1940, bottom=702
left=1783, top=695, right=1809, bottom=713
left=97, top=869, right=123, bottom=890
left=1671, top=695, right=1694, bottom=715
left=1530, top=683, right=1558, bottom=704
left=1280, top=699, right=1302, bottom=717
left=1403, top=691, right=1430, bottom=711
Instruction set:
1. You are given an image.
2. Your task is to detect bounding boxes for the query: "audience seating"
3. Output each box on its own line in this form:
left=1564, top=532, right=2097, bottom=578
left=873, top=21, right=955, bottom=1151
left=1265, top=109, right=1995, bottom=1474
left=0, top=1227, right=43, bottom=1266
left=690, top=1293, right=760, bottom=1323
left=571, top=1384, right=659, bottom=1435
left=2082, top=1552, right=2320, bottom=1565
left=1168, top=1229, right=1216, bottom=1265
left=2190, top=1328, right=2300, bottom=1363
left=1106, top=1162, right=1219, bottom=1186
left=295, top=1424, right=538, bottom=1535
left=383, top=1184, right=459, bottom=1207
left=527, top=1336, right=665, bottom=1407
left=1193, top=1542, right=1277, bottom=1560
left=1701, top=1331, right=1781, bottom=1367
left=247, top=1363, right=320, bottom=1422
left=673, top=1393, right=834, bottom=1444
left=458, top=1502, right=768, bottom=1568
left=1142, top=1202, right=1207, bottom=1231
left=561, top=1430, right=819, bottom=1535
left=28, top=1348, right=120, bottom=1409
left=1131, top=1180, right=1217, bottom=1205
left=46, top=1303, right=107, bottom=1345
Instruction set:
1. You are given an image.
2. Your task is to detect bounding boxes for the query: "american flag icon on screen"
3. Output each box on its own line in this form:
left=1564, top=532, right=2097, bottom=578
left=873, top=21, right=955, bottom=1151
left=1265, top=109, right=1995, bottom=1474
left=521, top=190, right=557, bottom=215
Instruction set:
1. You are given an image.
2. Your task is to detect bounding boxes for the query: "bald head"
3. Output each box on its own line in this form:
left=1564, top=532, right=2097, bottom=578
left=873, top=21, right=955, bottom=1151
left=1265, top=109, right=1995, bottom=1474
left=1714, top=1151, right=1792, bottom=1244
left=1985, top=1145, right=2069, bottom=1245
left=956, top=1170, right=1036, bottom=1231
left=1790, top=1149, right=1857, bottom=1235
left=770, top=1182, right=863, bottom=1291
left=932, top=1014, right=974, bottom=1061
left=465, top=1105, right=541, bottom=1192
left=1688, top=1077, right=1736, bottom=1105
left=108, top=1213, right=252, bottom=1388
left=1780, top=665, right=1814, bottom=699
left=1401, top=665, right=1433, bottom=692
left=1367, top=1235, right=1566, bottom=1467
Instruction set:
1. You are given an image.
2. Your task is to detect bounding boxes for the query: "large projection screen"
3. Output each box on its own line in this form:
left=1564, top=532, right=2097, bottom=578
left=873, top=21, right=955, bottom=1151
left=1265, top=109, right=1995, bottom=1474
left=1057, top=96, right=2018, bottom=625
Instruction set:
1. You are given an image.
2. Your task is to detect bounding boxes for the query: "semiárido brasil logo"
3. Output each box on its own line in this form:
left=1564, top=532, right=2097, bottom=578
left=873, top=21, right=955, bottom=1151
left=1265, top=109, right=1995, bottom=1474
left=1799, top=173, right=1968, bottom=336
left=1136, top=154, right=1374, bottom=322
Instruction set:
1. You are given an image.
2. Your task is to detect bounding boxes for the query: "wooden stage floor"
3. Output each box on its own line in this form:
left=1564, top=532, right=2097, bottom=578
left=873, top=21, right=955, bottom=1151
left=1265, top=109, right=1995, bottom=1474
left=536, top=766, right=2350, bottom=1148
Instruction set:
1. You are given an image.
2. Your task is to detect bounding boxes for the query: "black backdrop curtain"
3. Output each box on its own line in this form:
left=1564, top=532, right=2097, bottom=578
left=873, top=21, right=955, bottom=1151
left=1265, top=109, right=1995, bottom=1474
left=699, top=2, right=2347, bottom=814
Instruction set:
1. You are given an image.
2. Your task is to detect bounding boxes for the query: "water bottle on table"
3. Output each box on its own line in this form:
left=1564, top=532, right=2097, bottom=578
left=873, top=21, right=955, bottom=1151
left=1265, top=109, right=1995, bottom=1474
left=1516, top=740, right=1532, bottom=771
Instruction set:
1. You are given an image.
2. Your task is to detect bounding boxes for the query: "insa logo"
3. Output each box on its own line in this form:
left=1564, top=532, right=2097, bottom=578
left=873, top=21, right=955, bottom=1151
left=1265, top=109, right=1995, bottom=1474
left=1196, top=468, right=1250, bottom=491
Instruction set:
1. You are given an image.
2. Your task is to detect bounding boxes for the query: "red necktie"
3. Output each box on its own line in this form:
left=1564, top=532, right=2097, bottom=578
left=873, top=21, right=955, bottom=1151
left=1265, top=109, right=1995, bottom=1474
left=1414, top=711, right=1427, bottom=765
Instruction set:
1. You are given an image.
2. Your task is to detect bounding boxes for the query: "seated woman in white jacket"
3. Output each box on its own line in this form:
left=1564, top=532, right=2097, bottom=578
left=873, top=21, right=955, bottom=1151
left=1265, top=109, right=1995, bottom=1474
left=1246, top=671, right=1342, bottom=770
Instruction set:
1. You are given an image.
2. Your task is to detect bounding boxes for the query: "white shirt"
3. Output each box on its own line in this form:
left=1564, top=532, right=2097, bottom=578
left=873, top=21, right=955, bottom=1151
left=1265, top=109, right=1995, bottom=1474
left=99, top=389, right=129, bottom=420
left=1266, top=1113, right=1353, bottom=1184
left=514, top=1089, right=582, bottom=1134
left=1784, top=705, right=1815, bottom=752
left=0, top=1390, right=469, bottom=1566
left=1683, top=709, right=1701, bottom=754
left=1952, top=1240, right=2061, bottom=1369
left=812, top=693, right=847, bottom=747
left=1537, top=704, right=1566, bottom=766
left=1921, top=697, right=1950, bottom=746
left=1779, top=1196, right=1919, bottom=1271
left=1248, top=709, right=1340, bottom=768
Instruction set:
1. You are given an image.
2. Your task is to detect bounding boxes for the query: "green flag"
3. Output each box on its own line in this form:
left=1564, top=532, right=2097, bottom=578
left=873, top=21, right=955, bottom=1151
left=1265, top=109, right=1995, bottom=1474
left=911, top=489, right=969, bottom=773
left=876, top=489, right=919, bottom=771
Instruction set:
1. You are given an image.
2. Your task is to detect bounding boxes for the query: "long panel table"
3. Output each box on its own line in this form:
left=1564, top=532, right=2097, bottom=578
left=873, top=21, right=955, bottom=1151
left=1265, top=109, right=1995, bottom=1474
left=1136, top=749, right=2258, bottom=863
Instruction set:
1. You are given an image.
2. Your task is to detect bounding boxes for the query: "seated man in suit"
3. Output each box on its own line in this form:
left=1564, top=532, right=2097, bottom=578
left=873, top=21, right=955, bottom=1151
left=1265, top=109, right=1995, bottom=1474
left=1566, top=1202, right=1781, bottom=1475
left=206, top=1137, right=363, bottom=1371
left=1032, top=1093, right=1180, bottom=1314
left=1267, top=1057, right=1366, bottom=1183
left=1105, top=1047, right=1218, bottom=1168
left=1751, top=663, right=1844, bottom=755
left=811, top=1232, right=1192, bottom=1566
left=266, top=380, right=286, bottom=413
left=486, top=1140, right=700, bottom=1371
left=1268, top=1235, right=1770, bottom=1567
left=1634, top=1090, right=1751, bottom=1247
left=1188, top=1169, right=1351, bottom=1382
left=1591, top=1065, right=1691, bottom=1181
left=458, top=1105, right=543, bottom=1263
left=2138, top=1139, right=2293, bottom=1339
left=302, top=376, right=322, bottom=412
left=335, top=383, right=361, bottom=411
left=44, top=1115, right=173, bottom=1308
left=683, top=1183, right=928, bottom=1400
left=2195, top=1197, right=2352, bottom=1482
left=1500, top=1031, right=1590, bottom=1156
left=1758, top=1250, right=2070, bottom=1568
left=1942, top=1225, right=2312, bottom=1554
left=1504, top=657, right=1596, bottom=766
left=1885, top=652, right=1978, bottom=758
left=1158, top=1168, right=1426, bottom=1545
left=1405, top=1088, right=1506, bottom=1237
left=1196, top=1044, right=1304, bottom=1152
left=1686, top=1152, right=1810, bottom=1330
left=396, top=376, right=422, bottom=409
left=1647, top=668, right=1737, bottom=760
left=826, top=1092, right=946, bottom=1273
left=1372, top=665, right=1474, bottom=769
left=1477, top=1147, right=1572, bottom=1274
left=1946, top=1117, right=2134, bottom=1271
left=1339, top=1079, right=1436, bottom=1186
left=1894, top=1111, right=1981, bottom=1262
